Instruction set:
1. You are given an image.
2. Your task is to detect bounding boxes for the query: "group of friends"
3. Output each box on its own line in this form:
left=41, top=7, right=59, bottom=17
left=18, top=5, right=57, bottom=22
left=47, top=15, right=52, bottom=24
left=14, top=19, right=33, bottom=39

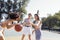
left=0, top=13, right=42, bottom=40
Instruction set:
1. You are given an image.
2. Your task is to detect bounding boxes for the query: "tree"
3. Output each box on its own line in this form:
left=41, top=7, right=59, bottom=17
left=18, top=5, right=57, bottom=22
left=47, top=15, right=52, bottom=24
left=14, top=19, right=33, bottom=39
left=0, top=0, right=29, bottom=21
left=42, top=11, right=60, bottom=30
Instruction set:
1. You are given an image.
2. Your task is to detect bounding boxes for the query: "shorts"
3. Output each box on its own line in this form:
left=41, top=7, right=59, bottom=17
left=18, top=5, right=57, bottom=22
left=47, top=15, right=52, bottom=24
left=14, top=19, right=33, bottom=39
left=22, top=26, right=32, bottom=35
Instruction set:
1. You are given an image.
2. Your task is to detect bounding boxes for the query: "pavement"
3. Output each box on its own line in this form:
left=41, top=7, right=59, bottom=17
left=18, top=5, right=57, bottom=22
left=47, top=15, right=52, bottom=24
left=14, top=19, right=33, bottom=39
left=4, top=29, right=60, bottom=40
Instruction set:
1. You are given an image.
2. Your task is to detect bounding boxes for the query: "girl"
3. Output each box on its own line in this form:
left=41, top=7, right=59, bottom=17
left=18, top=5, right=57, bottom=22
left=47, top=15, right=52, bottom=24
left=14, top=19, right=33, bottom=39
left=31, top=14, right=42, bottom=40
left=0, top=13, right=20, bottom=40
left=21, top=13, right=32, bottom=40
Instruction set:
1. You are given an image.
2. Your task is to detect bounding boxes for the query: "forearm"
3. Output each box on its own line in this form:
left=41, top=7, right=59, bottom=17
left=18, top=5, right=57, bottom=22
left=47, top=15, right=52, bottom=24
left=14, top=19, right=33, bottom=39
left=22, top=22, right=26, bottom=26
left=31, top=22, right=40, bottom=30
left=32, top=30, right=35, bottom=32
left=32, top=30, right=35, bottom=34
left=31, top=23, right=38, bottom=28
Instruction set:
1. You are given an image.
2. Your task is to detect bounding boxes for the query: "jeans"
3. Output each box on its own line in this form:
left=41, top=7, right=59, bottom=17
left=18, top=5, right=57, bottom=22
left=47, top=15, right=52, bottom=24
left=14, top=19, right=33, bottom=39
left=35, top=29, right=41, bottom=40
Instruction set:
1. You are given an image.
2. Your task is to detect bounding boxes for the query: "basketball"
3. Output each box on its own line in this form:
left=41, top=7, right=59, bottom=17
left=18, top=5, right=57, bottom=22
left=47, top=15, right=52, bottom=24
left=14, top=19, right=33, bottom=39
left=15, top=24, right=22, bottom=32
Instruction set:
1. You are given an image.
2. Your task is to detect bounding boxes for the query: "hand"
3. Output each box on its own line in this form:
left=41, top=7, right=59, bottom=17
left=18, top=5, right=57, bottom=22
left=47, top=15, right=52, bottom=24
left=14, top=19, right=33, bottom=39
left=32, top=30, right=35, bottom=34
left=29, top=22, right=33, bottom=25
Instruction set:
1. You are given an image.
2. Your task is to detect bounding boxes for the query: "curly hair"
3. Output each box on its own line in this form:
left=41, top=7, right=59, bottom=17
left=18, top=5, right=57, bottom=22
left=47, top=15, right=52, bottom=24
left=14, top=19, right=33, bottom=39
left=9, top=13, right=19, bottom=20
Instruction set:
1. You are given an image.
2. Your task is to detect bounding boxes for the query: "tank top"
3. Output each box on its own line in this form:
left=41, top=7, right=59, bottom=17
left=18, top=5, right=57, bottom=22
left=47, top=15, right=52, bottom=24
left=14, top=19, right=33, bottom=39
left=33, top=20, right=42, bottom=30
left=24, top=18, right=31, bottom=26
left=24, top=18, right=30, bottom=22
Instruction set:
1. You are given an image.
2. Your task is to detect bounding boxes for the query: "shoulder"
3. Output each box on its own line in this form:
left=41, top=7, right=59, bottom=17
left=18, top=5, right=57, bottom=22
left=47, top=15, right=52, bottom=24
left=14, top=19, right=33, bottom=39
left=39, top=20, right=42, bottom=23
left=38, top=20, right=42, bottom=25
left=33, top=20, right=36, bottom=23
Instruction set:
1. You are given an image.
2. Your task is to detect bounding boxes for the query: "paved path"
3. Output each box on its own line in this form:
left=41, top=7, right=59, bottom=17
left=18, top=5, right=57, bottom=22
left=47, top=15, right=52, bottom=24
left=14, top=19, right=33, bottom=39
left=5, top=29, right=60, bottom=40
left=41, top=30, right=60, bottom=40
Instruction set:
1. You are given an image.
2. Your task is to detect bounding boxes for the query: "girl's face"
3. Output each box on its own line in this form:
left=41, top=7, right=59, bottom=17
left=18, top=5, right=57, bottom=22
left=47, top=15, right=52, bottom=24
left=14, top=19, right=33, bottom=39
left=28, top=14, right=32, bottom=19
left=34, top=15, right=38, bottom=20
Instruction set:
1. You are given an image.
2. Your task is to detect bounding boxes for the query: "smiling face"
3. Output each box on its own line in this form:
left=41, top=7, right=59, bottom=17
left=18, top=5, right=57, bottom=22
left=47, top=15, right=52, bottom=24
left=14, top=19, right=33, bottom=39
left=34, top=15, right=37, bottom=20
left=28, top=13, right=32, bottom=19
left=34, top=14, right=39, bottom=20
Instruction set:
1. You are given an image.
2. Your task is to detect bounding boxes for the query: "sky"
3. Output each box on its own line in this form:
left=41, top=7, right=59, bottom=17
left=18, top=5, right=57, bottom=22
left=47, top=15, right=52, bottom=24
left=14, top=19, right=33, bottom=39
left=26, top=0, right=60, bottom=17
left=4, top=0, right=60, bottom=18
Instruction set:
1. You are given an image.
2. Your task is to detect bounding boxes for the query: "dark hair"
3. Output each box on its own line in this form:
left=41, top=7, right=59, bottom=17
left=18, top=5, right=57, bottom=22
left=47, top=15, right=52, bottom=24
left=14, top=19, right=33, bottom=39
left=28, top=13, right=32, bottom=16
left=34, top=14, right=40, bottom=20
left=9, top=13, right=19, bottom=20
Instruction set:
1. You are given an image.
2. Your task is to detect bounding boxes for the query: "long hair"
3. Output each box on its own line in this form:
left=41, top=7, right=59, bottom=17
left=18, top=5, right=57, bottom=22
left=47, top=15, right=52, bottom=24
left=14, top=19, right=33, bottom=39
left=34, top=14, right=40, bottom=20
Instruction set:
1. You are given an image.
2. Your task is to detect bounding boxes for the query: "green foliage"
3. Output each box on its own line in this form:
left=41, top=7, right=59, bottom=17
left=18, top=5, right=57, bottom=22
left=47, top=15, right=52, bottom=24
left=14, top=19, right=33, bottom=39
left=19, top=0, right=29, bottom=14
left=22, top=0, right=29, bottom=7
left=18, top=0, right=29, bottom=20
left=20, top=7, right=27, bottom=14
left=0, top=0, right=29, bottom=21
left=42, top=11, right=60, bottom=29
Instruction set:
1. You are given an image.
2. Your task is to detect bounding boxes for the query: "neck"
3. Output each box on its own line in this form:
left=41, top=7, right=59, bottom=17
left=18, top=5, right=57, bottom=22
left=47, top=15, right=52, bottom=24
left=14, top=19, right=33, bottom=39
left=35, top=19, right=39, bottom=21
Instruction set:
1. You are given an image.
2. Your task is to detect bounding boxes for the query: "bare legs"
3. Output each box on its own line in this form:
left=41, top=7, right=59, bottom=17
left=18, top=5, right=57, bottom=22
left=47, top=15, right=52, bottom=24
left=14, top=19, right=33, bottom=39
left=28, top=34, right=31, bottom=40
left=21, top=34, right=25, bottom=40
left=0, top=36, right=4, bottom=40
left=21, top=34, right=31, bottom=40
